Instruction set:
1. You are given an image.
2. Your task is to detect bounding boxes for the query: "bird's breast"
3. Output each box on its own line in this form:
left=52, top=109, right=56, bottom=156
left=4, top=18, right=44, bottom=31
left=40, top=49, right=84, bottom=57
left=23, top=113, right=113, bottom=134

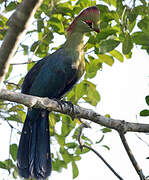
left=70, top=49, right=85, bottom=77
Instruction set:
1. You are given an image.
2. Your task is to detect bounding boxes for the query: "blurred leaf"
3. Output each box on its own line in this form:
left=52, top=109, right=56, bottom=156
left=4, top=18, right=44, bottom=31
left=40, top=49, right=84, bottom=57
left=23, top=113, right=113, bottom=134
left=61, top=115, right=75, bottom=137
left=5, top=2, right=17, bottom=12
left=99, top=39, right=120, bottom=54
left=109, top=50, right=124, bottom=62
left=96, top=28, right=118, bottom=41
left=145, top=96, right=149, bottom=106
left=8, top=105, right=24, bottom=112
left=98, top=54, right=114, bottom=66
left=101, top=128, right=112, bottom=133
left=83, top=82, right=100, bottom=106
left=122, top=33, right=133, bottom=54
left=10, top=144, right=17, bottom=161
left=85, top=59, right=102, bottom=79
left=138, top=17, right=149, bottom=32
left=5, top=65, right=13, bottom=80
left=2, top=159, right=15, bottom=171
left=21, top=44, right=29, bottom=55
left=0, top=161, right=7, bottom=169
left=75, top=146, right=90, bottom=155
left=56, top=134, right=65, bottom=147
left=37, top=19, right=44, bottom=32
left=65, top=142, right=78, bottom=149
left=96, top=135, right=104, bottom=144
left=132, top=32, right=149, bottom=46
left=48, top=17, right=64, bottom=34
left=60, top=148, right=72, bottom=164
left=102, top=145, right=110, bottom=150
left=73, top=155, right=81, bottom=161
left=128, top=20, right=136, bottom=33
left=75, top=81, right=87, bottom=100
left=140, top=109, right=149, bottom=117
left=52, top=159, right=67, bottom=172
left=72, top=161, right=79, bottom=179
left=27, top=62, right=35, bottom=71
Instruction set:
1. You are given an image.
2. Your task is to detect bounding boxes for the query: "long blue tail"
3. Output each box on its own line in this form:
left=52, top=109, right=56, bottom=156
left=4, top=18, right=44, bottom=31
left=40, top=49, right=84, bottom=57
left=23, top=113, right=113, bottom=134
left=17, top=109, right=52, bottom=179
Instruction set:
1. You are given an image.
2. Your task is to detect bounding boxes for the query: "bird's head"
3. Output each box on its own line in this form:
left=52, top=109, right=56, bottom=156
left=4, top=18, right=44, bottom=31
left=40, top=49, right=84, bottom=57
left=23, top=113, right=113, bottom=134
left=67, top=6, right=100, bottom=34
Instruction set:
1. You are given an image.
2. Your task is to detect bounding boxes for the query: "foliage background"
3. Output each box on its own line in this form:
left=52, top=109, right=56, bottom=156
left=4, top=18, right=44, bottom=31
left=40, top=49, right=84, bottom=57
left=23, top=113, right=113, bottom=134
left=0, top=0, right=149, bottom=179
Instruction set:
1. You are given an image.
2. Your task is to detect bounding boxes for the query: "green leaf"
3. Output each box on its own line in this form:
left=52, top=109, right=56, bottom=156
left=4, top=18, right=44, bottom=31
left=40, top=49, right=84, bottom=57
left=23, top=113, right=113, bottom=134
left=5, top=65, right=13, bottom=80
left=56, top=134, right=65, bottom=147
left=138, top=17, right=149, bottom=32
left=61, top=115, right=75, bottom=137
left=96, top=135, right=104, bottom=144
left=140, top=109, right=149, bottom=117
left=0, top=161, right=7, bottom=169
left=72, top=161, right=79, bottom=179
left=109, top=49, right=124, bottom=62
left=52, top=159, right=67, bottom=172
left=10, top=144, right=17, bottom=161
left=99, top=39, right=120, bottom=54
left=75, top=81, right=87, bottom=100
left=27, top=62, right=35, bottom=71
left=60, top=148, right=72, bottom=164
left=73, top=155, right=81, bottom=161
left=65, top=142, right=78, bottom=149
left=132, top=32, right=149, bottom=46
left=145, top=96, right=149, bottom=106
left=8, top=105, right=24, bottom=112
left=101, top=128, right=112, bottom=133
left=85, top=59, right=102, bottom=79
left=96, top=29, right=118, bottom=42
left=75, top=146, right=90, bottom=155
left=21, top=44, right=29, bottom=55
left=83, top=81, right=100, bottom=106
left=48, top=17, right=64, bottom=34
left=1, top=159, right=15, bottom=171
left=122, top=33, right=133, bottom=54
left=98, top=54, right=114, bottom=66
left=37, top=19, right=44, bottom=32
left=6, top=2, right=17, bottom=12
left=102, top=145, right=110, bottom=150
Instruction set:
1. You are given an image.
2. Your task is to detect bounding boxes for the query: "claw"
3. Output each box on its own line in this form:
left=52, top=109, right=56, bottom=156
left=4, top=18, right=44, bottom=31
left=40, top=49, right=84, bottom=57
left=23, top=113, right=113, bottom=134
left=53, top=98, right=64, bottom=112
left=53, top=99, right=75, bottom=120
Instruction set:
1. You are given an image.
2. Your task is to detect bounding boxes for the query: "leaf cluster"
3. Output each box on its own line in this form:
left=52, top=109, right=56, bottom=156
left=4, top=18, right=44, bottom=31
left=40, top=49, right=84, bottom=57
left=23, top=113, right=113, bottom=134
left=0, top=0, right=149, bottom=179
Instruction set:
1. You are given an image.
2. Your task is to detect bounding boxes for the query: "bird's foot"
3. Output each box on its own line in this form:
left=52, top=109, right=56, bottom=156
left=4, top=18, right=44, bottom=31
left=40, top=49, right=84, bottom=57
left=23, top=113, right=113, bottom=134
left=53, top=99, right=75, bottom=120
left=61, top=100, right=75, bottom=120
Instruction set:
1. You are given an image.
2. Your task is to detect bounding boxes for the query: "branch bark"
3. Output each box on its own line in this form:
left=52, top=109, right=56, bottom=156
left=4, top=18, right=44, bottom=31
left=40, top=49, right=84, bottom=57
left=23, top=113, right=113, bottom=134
left=119, top=131, right=147, bottom=180
left=78, top=122, right=124, bottom=180
left=0, top=0, right=43, bottom=89
left=0, top=88, right=149, bottom=133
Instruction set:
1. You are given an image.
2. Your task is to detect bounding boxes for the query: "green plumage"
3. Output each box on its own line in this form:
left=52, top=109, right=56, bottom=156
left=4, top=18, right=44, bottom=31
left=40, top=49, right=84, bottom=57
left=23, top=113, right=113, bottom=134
left=17, top=6, right=100, bottom=179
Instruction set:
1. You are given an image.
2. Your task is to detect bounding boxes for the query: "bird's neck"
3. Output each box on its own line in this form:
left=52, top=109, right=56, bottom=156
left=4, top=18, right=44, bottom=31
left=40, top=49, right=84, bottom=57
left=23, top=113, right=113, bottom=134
left=63, top=32, right=84, bottom=51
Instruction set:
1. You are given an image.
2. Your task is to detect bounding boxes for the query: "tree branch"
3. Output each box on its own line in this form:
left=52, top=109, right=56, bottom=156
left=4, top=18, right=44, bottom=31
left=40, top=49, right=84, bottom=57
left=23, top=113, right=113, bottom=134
left=119, top=131, right=147, bottom=180
left=0, top=89, right=149, bottom=133
left=78, top=122, right=124, bottom=180
left=0, top=0, right=43, bottom=89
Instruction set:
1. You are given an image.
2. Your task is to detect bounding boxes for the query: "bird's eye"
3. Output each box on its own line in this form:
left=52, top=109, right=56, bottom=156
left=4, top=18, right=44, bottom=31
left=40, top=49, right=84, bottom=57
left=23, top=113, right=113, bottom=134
left=85, top=20, right=93, bottom=28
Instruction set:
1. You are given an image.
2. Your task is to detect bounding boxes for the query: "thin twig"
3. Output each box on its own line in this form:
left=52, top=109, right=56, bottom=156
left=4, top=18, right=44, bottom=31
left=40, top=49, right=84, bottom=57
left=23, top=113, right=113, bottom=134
left=135, top=133, right=149, bottom=147
left=10, top=60, right=37, bottom=65
left=78, top=122, right=124, bottom=180
left=82, top=144, right=124, bottom=180
left=118, top=131, right=146, bottom=180
left=8, top=124, right=13, bottom=174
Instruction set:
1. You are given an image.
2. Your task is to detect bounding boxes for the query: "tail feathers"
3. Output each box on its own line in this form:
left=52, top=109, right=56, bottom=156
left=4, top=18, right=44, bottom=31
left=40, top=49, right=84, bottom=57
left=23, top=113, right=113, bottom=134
left=17, top=109, right=52, bottom=179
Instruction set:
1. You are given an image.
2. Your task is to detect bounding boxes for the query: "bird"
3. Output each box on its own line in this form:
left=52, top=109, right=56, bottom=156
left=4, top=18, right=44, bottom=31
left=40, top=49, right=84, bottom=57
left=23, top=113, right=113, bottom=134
left=17, top=6, right=100, bottom=180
